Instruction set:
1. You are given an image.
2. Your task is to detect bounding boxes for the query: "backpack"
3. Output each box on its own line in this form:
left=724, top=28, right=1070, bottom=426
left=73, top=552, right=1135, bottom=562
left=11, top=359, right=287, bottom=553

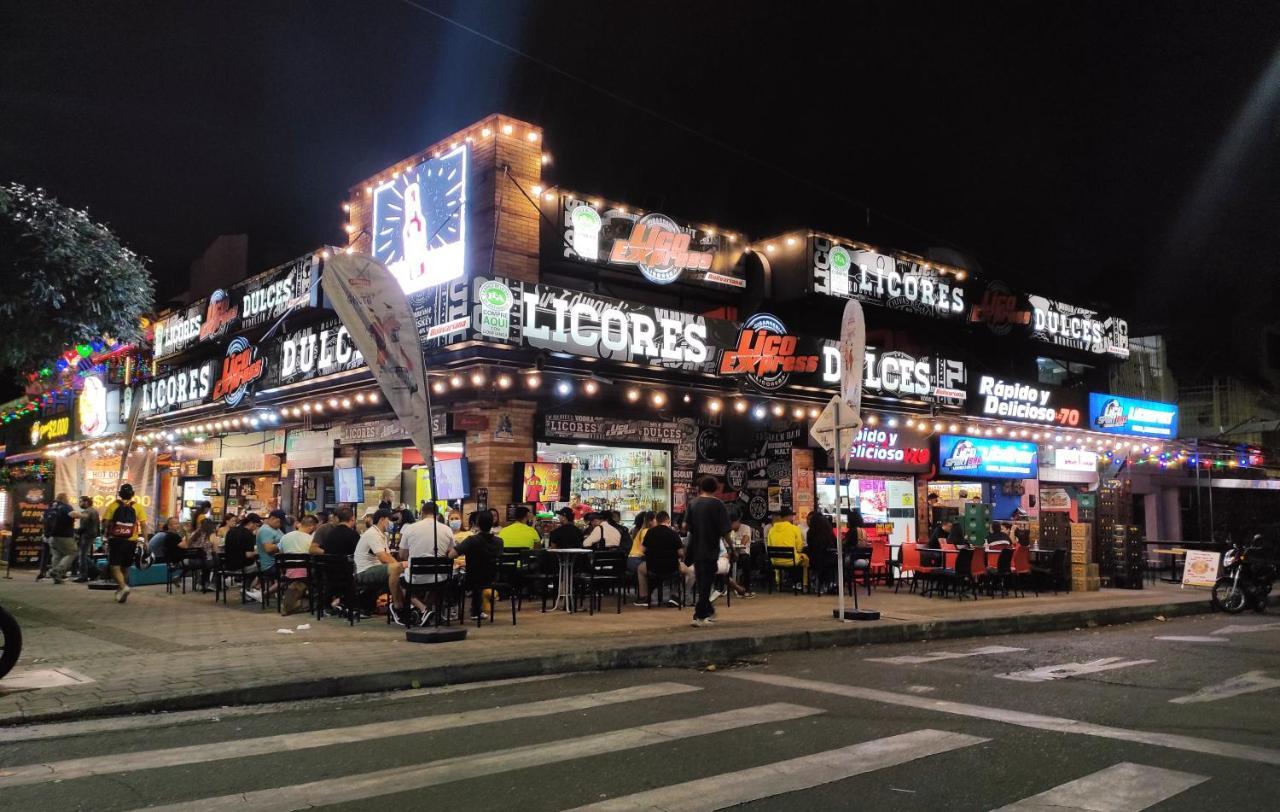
left=42, top=504, right=60, bottom=537
left=107, top=500, right=139, bottom=540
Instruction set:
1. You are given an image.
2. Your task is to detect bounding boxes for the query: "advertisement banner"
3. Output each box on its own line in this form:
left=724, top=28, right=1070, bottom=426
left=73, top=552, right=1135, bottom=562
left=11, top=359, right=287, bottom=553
left=370, top=145, right=468, bottom=295
left=322, top=254, right=436, bottom=468
left=9, top=482, right=51, bottom=567
left=541, top=412, right=689, bottom=445
left=1088, top=393, right=1179, bottom=439
left=55, top=450, right=158, bottom=511
left=812, top=235, right=967, bottom=319
left=845, top=426, right=933, bottom=473
left=966, top=373, right=1085, bottom=427
left=938, top=434, right=1039, bottom=479
left=1181, top=550, right=1221, bottom=588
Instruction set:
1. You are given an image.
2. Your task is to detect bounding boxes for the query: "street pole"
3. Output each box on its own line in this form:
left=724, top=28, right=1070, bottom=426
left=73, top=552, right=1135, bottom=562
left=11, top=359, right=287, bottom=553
left=834, top=418, right=845, bottom=622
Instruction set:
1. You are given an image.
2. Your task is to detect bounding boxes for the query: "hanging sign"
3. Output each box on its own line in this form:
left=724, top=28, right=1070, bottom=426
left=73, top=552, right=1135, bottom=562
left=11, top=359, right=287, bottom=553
left=966, top=374, right=1084, bottom=427
left=1088, top=393, right=1178, bottom=439
left=813, top=236, right=966, bottom=318
left=938, top=434, right=1038, bottom=479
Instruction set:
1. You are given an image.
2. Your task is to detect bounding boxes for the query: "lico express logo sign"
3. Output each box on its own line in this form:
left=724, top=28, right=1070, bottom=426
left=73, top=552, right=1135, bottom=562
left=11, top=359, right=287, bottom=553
left=719, top=313, right=819, bottom=391
left=609, top=212, right=713, bottom=285
left=200, top=289, right=238, bottom=340
left=211, top=336, right=266, bottom=407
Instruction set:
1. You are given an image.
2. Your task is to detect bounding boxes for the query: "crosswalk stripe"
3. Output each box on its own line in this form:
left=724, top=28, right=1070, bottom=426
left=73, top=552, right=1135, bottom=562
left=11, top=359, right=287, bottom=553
left=0, top=681, right=699, bottom=789
left=997, top=658, right=1155, bottom=683
left=992, top=762, right=1208, bottom=811
left=0, top=674, right=570, bottom=744
left=868, top=644, right=1026, bottom=665
left=134, top=702, right=824, bottom=812
left=565, top=728, right=989, bottom=811
left=724, top=671, right=1280, bottom=766
left=1170, top=670, right=1280, bottom=704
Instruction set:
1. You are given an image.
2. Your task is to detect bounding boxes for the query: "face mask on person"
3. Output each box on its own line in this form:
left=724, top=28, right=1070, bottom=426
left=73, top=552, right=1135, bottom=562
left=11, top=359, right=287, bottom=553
left=449, top=519, right=462, bottom=531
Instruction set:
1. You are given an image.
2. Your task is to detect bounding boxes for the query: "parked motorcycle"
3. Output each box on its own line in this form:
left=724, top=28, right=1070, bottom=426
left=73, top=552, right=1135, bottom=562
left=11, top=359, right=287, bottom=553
left=0, top=603, right=20, bottom=679
left=1212, top=537, right=1277, bottom=614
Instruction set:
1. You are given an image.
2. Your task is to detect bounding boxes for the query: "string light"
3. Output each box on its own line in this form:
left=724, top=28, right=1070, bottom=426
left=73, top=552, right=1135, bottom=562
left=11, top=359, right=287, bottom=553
left=708, top=398, right=723, bottom=413
left=557, top=381, right=573, bottom=396
left=734, top=399, right=748, bottom=413
left=682, top=393, right=692, bottom=403
left=368, top=392, right=379, bottom=403
left=626, top=388, right=640, bottom=402
left=771, top=404, right=785, bottom=417
left=497, top=374, right=512, bottom=389
left=807, top=406, right=820, bottom=419
left=752, top=405, right=767, bottom=420
left=583, top=380, right=598, bottom=395
left=450, top=374, right=463, bottom=388
left=792, top=406, right=805, bottom=419
left=432, top=381, right=447, bottom=394
left=652, top=392, right=667, bottom=407
left=527, top=374, right=541, bottom=389
left=470, top=370, right=486, bottom=387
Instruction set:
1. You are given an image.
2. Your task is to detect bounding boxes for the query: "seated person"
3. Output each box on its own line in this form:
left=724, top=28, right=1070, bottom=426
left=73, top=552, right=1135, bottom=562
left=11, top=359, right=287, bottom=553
left=353, top=509, right=407, bottom=625
left=223, top=514, right=265, bottom=601
left=626, top=511, right=655, bottom=575
left=584, top=512, right=622, bottom=548
left=277, top=514, right=317, bottom=613
left=947, top=519, right=970, bottom=549
left=549, top=507, right=585, bottom=549
left=804, top=511, right=839, bottom=593
left=498, top=506, right=540, bottom=550
left=985, top=521, right=1013, bottom=550
left=398, top=503, right=457, bottom=623
left=448, top=511, right=503, bottom=620
left=767, top=506, right=808, bottom=588
left=635, top=511, right=694, bottom=606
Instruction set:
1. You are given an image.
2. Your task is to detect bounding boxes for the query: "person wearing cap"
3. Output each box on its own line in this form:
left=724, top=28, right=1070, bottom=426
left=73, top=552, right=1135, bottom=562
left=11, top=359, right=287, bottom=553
left=767, top=506, right=808, bottom=589
left=102, top=483, right=149, bottom=603
left=361, top=504, right=378, bottom=530
left=548, top=507, right=584, bottom=550
left=354, top=508, right=407, bottom=624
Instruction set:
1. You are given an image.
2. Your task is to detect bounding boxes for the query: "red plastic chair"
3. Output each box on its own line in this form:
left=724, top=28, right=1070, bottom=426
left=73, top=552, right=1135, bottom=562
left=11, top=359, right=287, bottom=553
left=868, top=539, right=890, bottom=585
left=1011, top=545, right=1036, bottom=597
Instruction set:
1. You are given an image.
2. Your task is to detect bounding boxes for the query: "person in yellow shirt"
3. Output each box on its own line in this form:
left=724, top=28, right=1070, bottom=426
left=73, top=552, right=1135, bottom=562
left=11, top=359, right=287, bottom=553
left=627, top=511, right=655, bottom=576
left=767, top=506, right=807, bottom=589
left=101, top=483, right=149, bottom=604
left=497, top=506, right=540, bottom=549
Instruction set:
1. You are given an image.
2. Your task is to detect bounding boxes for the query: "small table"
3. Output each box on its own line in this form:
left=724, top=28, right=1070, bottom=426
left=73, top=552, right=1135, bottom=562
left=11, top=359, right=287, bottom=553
left=547, top=548, right=591, bottom=613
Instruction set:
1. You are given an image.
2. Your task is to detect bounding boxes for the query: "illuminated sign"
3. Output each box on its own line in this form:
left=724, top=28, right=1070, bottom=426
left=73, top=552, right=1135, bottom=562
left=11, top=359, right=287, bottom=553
left=153, top=301, right=204, bottom=359
left=720, top=313, right=819, bottom=391
left=132, top=360, right=216, bottom=417
left=814, top=237, right=966, bottom=318
left=1088, top=393, right=1178, bottom=439
left=846, top=426, right=932, bottom=473
left=967, top=374, right=1083, bottom=426
left=1053, top=448, right=1099, bottom=472
left=820, top=345, right=967, bottom=403
left=200, top=289, right=238, bottom=341
left=969, top=281, right=1032, bottom=335
left=608, top=213, right=714, bottom=284
left=238, top=254, right=318, bottom=331
left=212, top=337, right=266, bottom=407
left=78, top=375, right=109, bottom=438
left=1028, top=295, right=1129, bottom=358
left=268, top=318, right=364, bottom=387
left=372, top=144, right=468, bottom=294
left=938, top=434, right=1038, bottom=479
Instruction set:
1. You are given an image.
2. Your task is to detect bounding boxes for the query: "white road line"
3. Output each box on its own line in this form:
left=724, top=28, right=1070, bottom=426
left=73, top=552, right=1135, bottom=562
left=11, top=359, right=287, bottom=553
left=724, top=671, right=1280, bottom=766
left=867, top=644, right=1027, bottom=665
left=1170, top=670, right=1280, bottom=704
left=997, top=658, right=1155, bottom=683
left=136, top=702, right=823, bottom=812
left=1153, top=635, right=1230, bottom=643
left=993, top=762, right=1208, bottom=811
left=1213, top=621, right=1280, bottom=636
left=0, top=681, right=698, bottom=789
left=0, top=674, right=569, bottom=744
left=565, top=729, right=988, bottom=811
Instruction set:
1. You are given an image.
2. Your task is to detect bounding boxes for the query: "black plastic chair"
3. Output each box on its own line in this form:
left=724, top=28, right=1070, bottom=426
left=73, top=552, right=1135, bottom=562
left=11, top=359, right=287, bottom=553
left=644, top=563, right=686, bottom=609
left=1032, top=549, right=1066, bottom=595
left=576, top=548, right=627, bottom=615
left=985, top=548, right=1014, bottom=597
left=936, top=548, right=975, bottom=600
left=312, top=554, right=359, bottom=626
left=402, top=556, right=456, bottom=627
left=766, top=545, right=805, bottom=595
left=175, top=549, right=210, bottom=594
left=274, top=553, right=313, bottom=615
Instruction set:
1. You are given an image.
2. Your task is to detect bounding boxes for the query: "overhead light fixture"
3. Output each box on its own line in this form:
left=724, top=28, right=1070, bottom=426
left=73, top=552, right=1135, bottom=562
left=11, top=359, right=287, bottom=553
left=626, top=388, right=640, bottom=402
left=652, top=392, right=667, bottom=407
left=734, top=399, right=748, bottom=413
left=557, top=381, right=573, bottom=396
left=583, top=380, right=598, bottom=395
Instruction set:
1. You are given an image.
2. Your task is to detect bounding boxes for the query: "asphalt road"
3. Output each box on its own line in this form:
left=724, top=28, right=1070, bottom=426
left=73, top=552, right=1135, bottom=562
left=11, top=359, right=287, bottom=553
left=1, top=613, right=1277, bottom=810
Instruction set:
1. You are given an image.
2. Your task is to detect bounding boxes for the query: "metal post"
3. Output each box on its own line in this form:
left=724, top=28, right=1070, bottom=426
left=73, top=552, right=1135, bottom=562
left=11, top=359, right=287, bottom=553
left=834, top=419, right=846, bottom=622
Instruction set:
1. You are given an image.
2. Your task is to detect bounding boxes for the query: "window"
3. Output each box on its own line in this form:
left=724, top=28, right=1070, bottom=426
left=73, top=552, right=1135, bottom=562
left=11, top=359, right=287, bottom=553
left=1037, top=357, right=1093, bottom=387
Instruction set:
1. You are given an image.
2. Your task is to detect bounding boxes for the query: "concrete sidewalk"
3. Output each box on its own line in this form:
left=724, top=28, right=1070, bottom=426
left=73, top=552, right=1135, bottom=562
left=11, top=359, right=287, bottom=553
left=0, top=573, right=1209, bottom=725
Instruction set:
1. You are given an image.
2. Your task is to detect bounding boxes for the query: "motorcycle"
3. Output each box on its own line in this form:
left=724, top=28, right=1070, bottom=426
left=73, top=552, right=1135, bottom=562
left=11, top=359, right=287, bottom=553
left=0, top=602, right=20, bottom=679
left=1212, top=537, right=1277, bottom=614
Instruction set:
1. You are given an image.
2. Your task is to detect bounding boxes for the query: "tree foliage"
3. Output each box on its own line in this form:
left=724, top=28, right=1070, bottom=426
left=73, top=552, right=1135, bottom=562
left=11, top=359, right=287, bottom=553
left=0, top=182, right=154, bottom=373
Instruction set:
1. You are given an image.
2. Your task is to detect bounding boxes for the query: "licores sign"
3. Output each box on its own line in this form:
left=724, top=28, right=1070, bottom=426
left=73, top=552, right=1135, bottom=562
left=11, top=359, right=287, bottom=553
left=968, top=374, right=1082, bottom=426
left=372, top=144, right=468, bottom=295
left=131, top=359, right=218, bottom=416
left=153, top=302, right=204, bottom=359
left=522, top=289, right=708, bottom=364
left=813, top=236, right=966, bottom=318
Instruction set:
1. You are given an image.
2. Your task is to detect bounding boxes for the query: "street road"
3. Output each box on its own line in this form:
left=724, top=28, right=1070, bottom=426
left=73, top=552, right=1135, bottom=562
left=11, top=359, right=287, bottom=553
left=2, top=613, right=1277, bottom=810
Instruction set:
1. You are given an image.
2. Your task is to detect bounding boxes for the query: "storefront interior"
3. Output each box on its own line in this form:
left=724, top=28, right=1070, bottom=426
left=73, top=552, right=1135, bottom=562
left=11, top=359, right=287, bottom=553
left=817, top=473, right=917, bottom=546
left=537, top=441, right=671, bottom=522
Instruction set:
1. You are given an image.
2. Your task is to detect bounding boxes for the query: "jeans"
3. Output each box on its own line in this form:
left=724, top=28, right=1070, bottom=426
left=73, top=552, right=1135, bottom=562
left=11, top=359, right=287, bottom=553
left=693, top=559, right=716, bottom=620
left=48, top=537, right=78, bottom=580
left=76, top=536, right=95, bottom=578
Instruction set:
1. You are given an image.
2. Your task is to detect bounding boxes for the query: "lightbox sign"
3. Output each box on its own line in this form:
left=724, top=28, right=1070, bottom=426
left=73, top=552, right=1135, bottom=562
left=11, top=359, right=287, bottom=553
left=238, top=254, right=320, bottom=332
left=719, top=313, right=820, bottom=391
left=152, top=300, right=205, bottom=360
left=542, top=192, right=745, bottom=290
left=77, top=374, right=113, bottom=438
left=1053, top=448, right=1099, bottom=472
left=372, top=144, right=468, bottom=295
left=813, top=236, right=966, bottom=319
left=1088, top=393, right=1178, bottom=439
left=212, top=336, right=266, bottom=407
left=819, top=345, right=967, bottom=404
left=265, top=317, right=364, bottom=388
left=1028, top=295, right=1129, bottom=358
left=846, top=426, right=932, bottom=473
left=129, top=358, right=219, bottom=417
left=938, top=435, right=1038, bottom=479
left=967, top=374, right=1084, bottom=427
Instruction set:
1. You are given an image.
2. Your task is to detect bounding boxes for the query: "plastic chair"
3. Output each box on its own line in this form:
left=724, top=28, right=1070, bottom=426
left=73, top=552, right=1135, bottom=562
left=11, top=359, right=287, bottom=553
left=273, top=553, right=313, bottom=615
left=576, top=548, right=627, bottom=615
left=402, top=556, right=456, bottom=626
left=1011, top=545, right=1035, bottom=597
left=767, top=545, right=806, bottom=594
left=312, top=554, right=360, bottom=626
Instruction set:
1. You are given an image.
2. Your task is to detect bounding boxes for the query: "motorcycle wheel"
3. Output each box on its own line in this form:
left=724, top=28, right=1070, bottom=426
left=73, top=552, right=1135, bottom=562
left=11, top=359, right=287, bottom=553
left=0, top=605, right=21, bottom=680
left=1213, top=577, right=1249, bottom=615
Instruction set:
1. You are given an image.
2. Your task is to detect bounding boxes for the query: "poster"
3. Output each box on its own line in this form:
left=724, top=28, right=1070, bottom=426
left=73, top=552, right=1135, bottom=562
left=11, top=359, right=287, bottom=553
left=9, top=482, right=51, bottom=567
left=55, top=451, right=158, bottom=512
left=1040, top=487, right=1072, bottom=512
left=1181, top=550, right=1221, bottom=589
left=519, top=463, right=564, bottom=504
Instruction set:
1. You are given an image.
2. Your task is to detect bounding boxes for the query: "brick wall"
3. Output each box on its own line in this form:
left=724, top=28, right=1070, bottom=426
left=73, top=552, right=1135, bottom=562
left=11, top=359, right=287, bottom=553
left=450, top=398, right=537, bottom=520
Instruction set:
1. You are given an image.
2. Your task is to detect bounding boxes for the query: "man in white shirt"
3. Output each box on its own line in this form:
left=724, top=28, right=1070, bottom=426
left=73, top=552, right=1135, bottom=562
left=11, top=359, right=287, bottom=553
left=399, top=504, right=457, bottom=583
left=584, top=512, right=622, bottom=548
left=729, top=515, right=756, bottom=597
left=353, top=509, right=406, bottom=624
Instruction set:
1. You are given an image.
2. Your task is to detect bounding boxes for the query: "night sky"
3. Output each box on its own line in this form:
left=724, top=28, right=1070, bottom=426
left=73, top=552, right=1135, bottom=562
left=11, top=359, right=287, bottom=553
left=2, top=1, right=1277, bottom=381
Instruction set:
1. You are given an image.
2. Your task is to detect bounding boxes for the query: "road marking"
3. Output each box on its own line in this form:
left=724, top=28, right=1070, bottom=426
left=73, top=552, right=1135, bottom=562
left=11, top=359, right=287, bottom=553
left=0, top=681, right=699, bottom=789
left=1154, top=635, right=1229, bottom=643
left=0, top=673, right=570, bottom=744
left=135, top=703, right=823, bottom=811
left=724, top=671, right=1280, bottom=766
left=565, top=729, right=988, bottom=811
left=998, top=658, right=1155, bottom=683
left=1213, top=621, right=1280, bottom=636
left=1170, top=670, right=1280, bottom=704
left=868, top=644, right=1027, bottom=665
left=0, top=667, right=94, bottom=691
left=993, top=762, right=1208, bottom=811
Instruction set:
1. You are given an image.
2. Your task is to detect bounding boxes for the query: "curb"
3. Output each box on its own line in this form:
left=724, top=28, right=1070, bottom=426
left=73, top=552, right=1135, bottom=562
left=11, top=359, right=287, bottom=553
left=1, top=598, right=1212, bottom=726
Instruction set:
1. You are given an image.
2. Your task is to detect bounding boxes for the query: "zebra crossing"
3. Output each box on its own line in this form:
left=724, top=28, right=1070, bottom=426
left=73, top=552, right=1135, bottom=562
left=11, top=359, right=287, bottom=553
left=0, top=676, right=1244, bottom=811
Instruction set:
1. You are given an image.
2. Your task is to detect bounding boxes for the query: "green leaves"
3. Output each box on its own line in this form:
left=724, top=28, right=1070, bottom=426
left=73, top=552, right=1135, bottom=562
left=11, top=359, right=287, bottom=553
left=0, top=183, right=155, bottom=374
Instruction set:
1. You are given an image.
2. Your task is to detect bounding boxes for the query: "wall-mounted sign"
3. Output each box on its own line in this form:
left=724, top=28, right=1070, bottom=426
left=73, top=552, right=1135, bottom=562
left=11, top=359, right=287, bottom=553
left=129, top=358, right=219, bottom=417
left=846, top=426, right=932, bottom=473
left=938, top=434, right=1038, bottom=479
left=543, top=192, right=745, bottom=289
left=212, top=336, right=266, bottom=407
left=813, top=236, right=966, bottom=319
left=968, top=281, right=1033, bottom=336
left=238, top=254, right=320, bottom=332
left=966, top=374, right=1083, bottom=426
left=77, top=374, right=114, bottom=438
left=1028, top=295, right=1128, bottom=358
left=31, top=415, right=71, bottom=446
left=265, top=318, right=364, bottom=388
left=201, top=288, right=238, bottom=341
left=719, top=313, right=820, bottom=391
left=153, top=300, right=206, bottom=360
left=372, top=144, right=468, bottom=295
left=476, top=279, right=513, bottom=339
left=541, top=412, right=695, bottom=446
left=1088, top=393, right=1178, bottom=439
left=1052, top=448, right=1098, bottom=472
left=819, top=345, right=967, bottom=404
left=336, top=414, right=448, bottom=444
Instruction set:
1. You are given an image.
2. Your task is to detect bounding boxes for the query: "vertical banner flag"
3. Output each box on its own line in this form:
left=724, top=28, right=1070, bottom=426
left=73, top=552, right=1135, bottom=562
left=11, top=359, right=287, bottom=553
left=838, top=298, right=867, bottom=450
left=322, top=254, right=436, bottom=488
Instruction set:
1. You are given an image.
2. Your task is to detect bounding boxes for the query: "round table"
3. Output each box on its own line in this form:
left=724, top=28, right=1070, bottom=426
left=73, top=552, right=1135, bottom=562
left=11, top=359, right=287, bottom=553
left=547, top=548, right=592, bottom=613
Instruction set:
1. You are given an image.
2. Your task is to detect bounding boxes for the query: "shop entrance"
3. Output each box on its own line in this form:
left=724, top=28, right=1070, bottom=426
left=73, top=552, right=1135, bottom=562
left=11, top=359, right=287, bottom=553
left=818, top=474, right=917, bottom=546
left=537, top=442, right=671, bottom=523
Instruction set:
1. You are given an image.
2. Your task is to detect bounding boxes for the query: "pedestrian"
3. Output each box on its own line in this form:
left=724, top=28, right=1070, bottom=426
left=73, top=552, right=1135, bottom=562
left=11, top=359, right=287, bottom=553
left=43, top=492, right=78, bottom=584
left=72, top=495, right=100, bottom=582
left=684, top=476, right=730, bottom=627
left=102, top=483, right=148, bottom=603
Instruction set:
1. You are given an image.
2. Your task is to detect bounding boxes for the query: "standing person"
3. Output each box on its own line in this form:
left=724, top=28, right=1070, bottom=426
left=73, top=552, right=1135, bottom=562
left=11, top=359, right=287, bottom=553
left=569, top=493, right=591, bottom=521
left=102, top=484, right=148, bottom=603
left=353, top=509, right=406, bottom=625
left=498, top=506, right=540, bottom=549
left=684, top=477, right=730, bottom=627
left=72, top=496, right=100, bottom=582
left=43, top=492, right=77, bottom=584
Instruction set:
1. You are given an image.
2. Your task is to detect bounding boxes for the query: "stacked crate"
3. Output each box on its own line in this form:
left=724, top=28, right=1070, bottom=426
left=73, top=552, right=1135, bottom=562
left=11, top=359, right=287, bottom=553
left=1070, top=523, right=1100, bottom=591
left=1095, top=479, right=1132, bottom=583
left=963, top=502, right=992, bottom=546
left=1107, top=524, right=1145, bottom=589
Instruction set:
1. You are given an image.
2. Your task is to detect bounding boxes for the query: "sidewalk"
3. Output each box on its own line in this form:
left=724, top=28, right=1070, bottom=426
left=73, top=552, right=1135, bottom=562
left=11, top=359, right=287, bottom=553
left=0, top=573, right=1209, bottom=725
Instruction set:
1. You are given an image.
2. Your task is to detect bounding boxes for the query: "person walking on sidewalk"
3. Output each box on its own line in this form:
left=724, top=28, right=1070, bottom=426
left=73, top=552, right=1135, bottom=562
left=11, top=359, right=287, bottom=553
left=102, top=483, right=148, bottom=603
left=43, top=492, right=78, bottom=584
left=72, top=496, right=100, bottom=582
left=684, top=477, right=730, bottom=627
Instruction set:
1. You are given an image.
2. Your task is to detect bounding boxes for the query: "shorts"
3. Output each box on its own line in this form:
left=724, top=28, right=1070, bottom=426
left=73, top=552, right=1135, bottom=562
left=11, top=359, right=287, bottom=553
left=356, top=564, right=389, bottom=586
left=627, top=556, right=643, bottom=574
left=107, top=538, right=137, bottom=567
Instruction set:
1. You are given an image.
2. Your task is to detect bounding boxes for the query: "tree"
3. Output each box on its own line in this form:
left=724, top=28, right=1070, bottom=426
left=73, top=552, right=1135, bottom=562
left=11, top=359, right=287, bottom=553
left=0, top=183, right=154, bottom=373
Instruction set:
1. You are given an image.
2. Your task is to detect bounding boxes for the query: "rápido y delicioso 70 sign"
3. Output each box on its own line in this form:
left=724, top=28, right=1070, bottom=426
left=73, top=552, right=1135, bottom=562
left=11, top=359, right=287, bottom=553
left=968, top=374, right=1083, bottom=427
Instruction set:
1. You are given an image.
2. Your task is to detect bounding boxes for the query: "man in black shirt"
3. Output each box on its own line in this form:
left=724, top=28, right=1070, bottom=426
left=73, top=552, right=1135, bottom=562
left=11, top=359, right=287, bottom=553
left=311, top=508, right=360, bottom=558
left=684, top=477, right=729, bottom=626
left=548, top=508, right=584, bottom=549
left=223, top=514, right=262, bottom=575
left=449, top=511, right=503, bottom=619
left=635, top=511, right=692, bottom=607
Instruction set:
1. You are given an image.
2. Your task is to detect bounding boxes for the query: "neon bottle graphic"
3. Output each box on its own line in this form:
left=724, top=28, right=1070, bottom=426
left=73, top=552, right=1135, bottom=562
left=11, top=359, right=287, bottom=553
left=402, top=182, right=429, bottom=282
left=571, top=204, right=601, bottom=261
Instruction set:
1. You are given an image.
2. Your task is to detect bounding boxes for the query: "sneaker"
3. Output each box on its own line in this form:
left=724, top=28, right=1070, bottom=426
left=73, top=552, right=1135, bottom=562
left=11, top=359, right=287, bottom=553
left=116, top=587, right=131, bottom=604
left=690, top=618, right=708, bottom=628
left=244, top=589, right=262, bottom=603
left=418, top=609, right=435, bottom=627
left=743, top=592, right=755, bottom=598
left=667, top=598, right=681, bottom=608
left=633, top=598, right=651, bottom=607
left=705, top=612, right=717, bottom=623
left=389, top=604, right=406, bottom=626
left=709, top=589, right=722, bottom=604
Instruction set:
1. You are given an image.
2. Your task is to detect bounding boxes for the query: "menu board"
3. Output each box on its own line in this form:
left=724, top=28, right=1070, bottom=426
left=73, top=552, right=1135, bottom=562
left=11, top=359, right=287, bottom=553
left=9, top=482, right=51, bottom=567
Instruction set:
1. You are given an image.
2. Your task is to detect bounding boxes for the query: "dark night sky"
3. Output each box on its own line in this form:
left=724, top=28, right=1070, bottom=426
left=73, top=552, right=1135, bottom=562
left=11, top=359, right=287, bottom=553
left=2, top=1, right=1278, bottom=380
